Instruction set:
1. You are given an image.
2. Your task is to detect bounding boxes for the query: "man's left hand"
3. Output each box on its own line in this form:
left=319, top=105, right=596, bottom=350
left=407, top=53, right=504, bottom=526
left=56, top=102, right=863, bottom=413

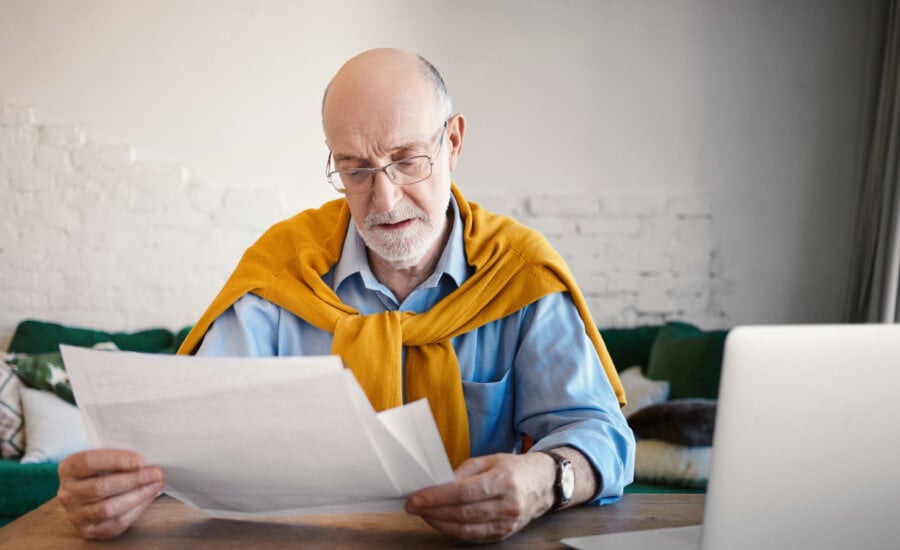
left=404, top=452, right=556, bottom=542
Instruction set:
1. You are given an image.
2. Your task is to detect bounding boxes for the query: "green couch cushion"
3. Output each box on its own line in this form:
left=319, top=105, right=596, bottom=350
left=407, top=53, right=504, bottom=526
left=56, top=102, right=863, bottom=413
left=5, top=352, right=74, bottom=405
left=8, top=320, right=177, bottom=354
left=646, top=321, right=727, bottom=399
left=599, top=325, right=662, bottom=371
left=0, top=459, right=59, bottom=524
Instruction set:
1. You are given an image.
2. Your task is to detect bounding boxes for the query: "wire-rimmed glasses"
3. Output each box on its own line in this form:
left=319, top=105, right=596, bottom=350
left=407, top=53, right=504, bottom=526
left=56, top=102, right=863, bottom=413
left=325, top=120, right=448, bottom=194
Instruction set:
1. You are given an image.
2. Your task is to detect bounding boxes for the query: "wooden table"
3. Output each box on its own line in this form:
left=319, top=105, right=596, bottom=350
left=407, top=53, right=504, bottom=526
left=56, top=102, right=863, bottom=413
left=0, top=493, right=703, bottom=548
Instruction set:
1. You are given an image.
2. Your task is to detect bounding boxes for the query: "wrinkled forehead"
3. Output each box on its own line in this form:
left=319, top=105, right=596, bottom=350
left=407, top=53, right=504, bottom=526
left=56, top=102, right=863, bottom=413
left=323, top=57, right=443, bottom=153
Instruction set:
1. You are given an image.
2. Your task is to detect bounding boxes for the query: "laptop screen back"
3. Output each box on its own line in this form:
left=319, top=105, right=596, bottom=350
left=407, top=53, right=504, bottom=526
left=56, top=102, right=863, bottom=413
left=702, top=324, right=900, bottom=550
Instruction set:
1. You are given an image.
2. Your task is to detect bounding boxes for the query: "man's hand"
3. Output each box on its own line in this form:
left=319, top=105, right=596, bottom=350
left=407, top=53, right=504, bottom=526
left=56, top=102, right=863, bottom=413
left=57, top=449, right=165, bottom=539
left=404, top=452, right=557, bottom=542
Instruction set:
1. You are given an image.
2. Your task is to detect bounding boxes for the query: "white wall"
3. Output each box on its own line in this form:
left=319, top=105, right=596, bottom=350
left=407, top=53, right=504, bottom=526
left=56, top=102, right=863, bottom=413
left=0, top=0, right=885, bottom=344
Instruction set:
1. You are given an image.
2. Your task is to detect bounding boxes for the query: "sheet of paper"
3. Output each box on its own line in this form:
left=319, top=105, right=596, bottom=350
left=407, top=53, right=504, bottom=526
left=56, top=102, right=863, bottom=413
left=561, top=525, right=702, bottom=550
left=61, top=345, right=454, bottom=517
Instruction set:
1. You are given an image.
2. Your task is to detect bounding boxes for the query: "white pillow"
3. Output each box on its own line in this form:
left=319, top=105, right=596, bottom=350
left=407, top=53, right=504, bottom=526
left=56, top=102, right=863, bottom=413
left=634, top=439, right=710, bottom=489
left=20, top=387, right=88, bottom=464
left=619, top=365, right=670, bottom=417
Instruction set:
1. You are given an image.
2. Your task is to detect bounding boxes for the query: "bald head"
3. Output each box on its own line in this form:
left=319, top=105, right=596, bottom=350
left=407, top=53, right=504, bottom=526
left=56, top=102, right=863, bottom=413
left=321, top=48, right=452, bottom=139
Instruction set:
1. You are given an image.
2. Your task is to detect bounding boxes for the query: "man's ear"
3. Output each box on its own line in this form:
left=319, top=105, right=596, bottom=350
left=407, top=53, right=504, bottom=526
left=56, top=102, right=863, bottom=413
left=447, top=114, right=466, bottom=171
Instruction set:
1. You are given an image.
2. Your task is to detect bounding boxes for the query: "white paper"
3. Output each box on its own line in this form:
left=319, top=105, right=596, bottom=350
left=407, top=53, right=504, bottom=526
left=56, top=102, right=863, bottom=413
left=561, top=525, right=702, bottom=550
left=60, top=345, right=454, bottom=517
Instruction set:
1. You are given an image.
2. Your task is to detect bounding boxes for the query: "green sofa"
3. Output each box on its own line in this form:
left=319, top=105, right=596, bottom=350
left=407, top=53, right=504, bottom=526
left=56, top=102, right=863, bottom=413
left=0, top=319, right=727, bottom=526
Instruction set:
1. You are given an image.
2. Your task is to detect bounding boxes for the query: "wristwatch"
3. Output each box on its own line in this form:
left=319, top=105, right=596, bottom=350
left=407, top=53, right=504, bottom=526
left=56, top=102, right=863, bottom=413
left=539, top=450, right=574, bottom=509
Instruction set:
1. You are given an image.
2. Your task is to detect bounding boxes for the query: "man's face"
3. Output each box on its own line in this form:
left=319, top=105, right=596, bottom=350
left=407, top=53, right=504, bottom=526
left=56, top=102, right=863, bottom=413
left=323, top=57, right=460, bottom=269
left=329, top=118, right=452, bottom=269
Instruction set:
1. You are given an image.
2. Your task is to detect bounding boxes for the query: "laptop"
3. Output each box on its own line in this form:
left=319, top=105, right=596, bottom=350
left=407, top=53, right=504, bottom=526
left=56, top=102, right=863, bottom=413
left=563, top=324, right=900, bottom=550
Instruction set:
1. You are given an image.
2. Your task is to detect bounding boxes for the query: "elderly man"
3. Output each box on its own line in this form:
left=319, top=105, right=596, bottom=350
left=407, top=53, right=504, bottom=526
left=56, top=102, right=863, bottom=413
left=57, top=48, right=635, bottom=542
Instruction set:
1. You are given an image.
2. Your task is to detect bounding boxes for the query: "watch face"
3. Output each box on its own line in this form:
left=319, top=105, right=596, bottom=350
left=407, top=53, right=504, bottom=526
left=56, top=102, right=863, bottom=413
left=560, top=462, right=575, bottom=500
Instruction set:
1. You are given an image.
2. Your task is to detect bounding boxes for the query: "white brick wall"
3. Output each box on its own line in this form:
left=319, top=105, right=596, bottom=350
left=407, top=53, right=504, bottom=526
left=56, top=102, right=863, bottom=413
left=0, top=103, right=297, bottom=348
left=0, top=102, right=733, bottom=348
left=478, top=193, right=733, bottom=329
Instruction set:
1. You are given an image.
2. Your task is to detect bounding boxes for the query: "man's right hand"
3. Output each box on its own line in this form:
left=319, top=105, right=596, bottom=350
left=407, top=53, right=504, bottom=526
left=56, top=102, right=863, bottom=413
left=57, top=449, right=165, bottom=539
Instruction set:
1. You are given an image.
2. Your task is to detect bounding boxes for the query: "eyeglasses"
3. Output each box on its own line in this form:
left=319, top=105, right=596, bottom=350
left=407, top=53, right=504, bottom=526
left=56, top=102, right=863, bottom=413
left=325, top=120, right=448, bottom=195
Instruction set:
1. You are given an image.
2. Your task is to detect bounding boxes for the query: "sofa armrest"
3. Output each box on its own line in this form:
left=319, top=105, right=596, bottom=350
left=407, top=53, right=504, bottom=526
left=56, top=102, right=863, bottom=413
left=0, top=459, right=59, bottom=526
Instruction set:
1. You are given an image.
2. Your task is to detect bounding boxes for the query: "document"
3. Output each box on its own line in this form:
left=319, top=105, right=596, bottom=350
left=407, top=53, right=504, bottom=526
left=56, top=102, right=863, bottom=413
left=60, top=345, right=454, bottom=517
left=561, top=526, right=702, bottom=550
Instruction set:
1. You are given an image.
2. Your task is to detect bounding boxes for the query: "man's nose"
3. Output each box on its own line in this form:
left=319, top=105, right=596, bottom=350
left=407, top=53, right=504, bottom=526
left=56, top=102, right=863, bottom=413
left=370, top=169, right=403, bottom=212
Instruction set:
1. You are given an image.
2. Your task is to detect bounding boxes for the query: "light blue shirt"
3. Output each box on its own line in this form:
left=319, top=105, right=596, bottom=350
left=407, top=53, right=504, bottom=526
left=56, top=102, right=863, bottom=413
left=196, top=197, right=635, bottom=504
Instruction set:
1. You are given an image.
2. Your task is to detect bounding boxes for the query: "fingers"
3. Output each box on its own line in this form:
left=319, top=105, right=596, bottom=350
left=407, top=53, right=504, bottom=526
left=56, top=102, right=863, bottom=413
left=59, top=449, right=146, bottom=480
left=57, top=449, right=164, bottom=539
left=66, top=478, right=164, bottom=539
left=61, top=464, right=164, bottom=504
left=412, top=495, right=531, bottom=543
left=409, top=494, right=521, bottom=523
left=408, top=475, right=499, bottom=510
left=406, top=453, right=547, bottom=542
left=409, top=456, right=505, bottom=509
left=421, top=514, right=529, bottom=543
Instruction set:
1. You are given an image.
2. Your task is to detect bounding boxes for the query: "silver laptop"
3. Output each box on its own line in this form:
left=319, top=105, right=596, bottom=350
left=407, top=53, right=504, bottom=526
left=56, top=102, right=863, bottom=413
left=564, top=324, right=900, bottom=550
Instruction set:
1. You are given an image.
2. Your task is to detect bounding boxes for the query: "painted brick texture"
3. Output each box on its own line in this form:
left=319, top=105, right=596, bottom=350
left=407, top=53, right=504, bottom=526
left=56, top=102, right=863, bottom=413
left=0, top=103, right=295, bottom=347
left=478, top=195, right=731, bottom=329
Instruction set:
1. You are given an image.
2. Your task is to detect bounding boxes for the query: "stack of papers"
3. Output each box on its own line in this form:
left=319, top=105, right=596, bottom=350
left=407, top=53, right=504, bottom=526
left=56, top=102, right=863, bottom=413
left=60, top=346, right=454, bottom=517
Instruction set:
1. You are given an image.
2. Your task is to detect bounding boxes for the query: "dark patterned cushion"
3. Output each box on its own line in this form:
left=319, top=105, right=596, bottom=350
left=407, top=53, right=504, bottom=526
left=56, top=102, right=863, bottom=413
left=628, top=398, right=717, bottom=446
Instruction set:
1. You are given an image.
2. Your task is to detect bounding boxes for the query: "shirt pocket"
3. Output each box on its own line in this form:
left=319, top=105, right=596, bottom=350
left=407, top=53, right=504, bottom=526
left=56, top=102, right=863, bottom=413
left=461, top=367, right=513, bottom=419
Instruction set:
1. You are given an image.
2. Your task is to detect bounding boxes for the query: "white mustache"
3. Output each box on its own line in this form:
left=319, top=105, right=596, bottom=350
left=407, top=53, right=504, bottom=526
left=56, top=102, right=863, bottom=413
left=365, top=202, right=428, bottom=229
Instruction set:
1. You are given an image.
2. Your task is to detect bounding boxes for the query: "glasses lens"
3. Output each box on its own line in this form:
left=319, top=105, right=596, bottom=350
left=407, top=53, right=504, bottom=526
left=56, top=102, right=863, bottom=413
left=327, top=172, right=345, bottom=192
left=389, top=156, right=431, bottom=185
left=327, top=169, right=368, bottom=194
left=340, top=169, right=373, bottom=193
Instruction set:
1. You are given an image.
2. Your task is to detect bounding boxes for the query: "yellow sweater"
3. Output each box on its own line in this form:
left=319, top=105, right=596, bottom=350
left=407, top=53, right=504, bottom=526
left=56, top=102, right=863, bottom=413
left=179, top=184, right=625, bottom=468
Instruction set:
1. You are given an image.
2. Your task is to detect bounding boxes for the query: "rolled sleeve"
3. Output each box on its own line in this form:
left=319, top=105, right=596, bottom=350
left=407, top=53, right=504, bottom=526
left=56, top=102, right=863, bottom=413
left=513, top=292, right=636, bottom=504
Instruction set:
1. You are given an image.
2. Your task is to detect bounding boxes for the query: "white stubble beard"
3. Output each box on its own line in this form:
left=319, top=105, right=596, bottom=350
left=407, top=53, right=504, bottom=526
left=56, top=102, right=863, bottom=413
left=358, top=185, right=452, bottom=270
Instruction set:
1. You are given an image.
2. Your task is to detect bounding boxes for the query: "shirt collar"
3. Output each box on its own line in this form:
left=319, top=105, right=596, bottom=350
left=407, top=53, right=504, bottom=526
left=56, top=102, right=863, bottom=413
left=332, top=194, right=469, bottom=293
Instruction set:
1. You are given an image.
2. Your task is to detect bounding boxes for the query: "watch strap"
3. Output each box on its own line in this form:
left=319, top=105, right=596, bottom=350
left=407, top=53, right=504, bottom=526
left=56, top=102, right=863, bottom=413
left=538, top=450, right=573, bottom=509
